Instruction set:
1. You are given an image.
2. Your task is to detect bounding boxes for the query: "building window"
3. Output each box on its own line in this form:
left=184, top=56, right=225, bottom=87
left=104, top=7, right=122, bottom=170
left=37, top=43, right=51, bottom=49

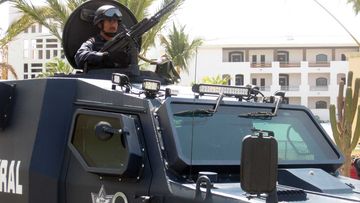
left=316, top=77, right=327, bottom=86
left=252, top=78, right=257, bottom=85
left=260, top=78, right=265, bottom=90
left=46, top=44, right=57, bottom=48
left=36, top=44, right=43, bottom=48
left=260, top=55, right=265, bottom=64
left=315, top=101, right=327, bottom=109
left=38, top=24, right=42, bottom=33
left=24, top=64, right=28, bottom=73
left=279, top=74, right=289, bottom=89
left=31, top=63, right=42, bottom=67
left=24, top=75, right=28, bottom=79
left=277, top=51, right=289, bottom=64
left=252, top=55, right=257, bottom=63
left=31, top=25, right=36, bottom=33
left=38, top=50, right=43, bottom=59
left=229, top=51, right=244, bottom=62
left=316, top=54, right=327, bottom=63
left=46, top=50, right=50, bottom=59
left=31, top=74, right=36, bottom=78
left=341, top=54, right=346, bottom=61
left=31, top=69, right=43, bottom=73
left=46, top=39, right=58, bottom=43
left=222, top=74, right=231, bottom=85
left=53, top=50, right=58, bottom=57
left=235, top=74, right=244, bottom=86
left=36, top=39, right=43, bottom=43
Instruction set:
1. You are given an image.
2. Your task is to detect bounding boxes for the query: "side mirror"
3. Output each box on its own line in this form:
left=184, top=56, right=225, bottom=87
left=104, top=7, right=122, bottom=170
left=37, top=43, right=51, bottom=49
left=241, top=131, right=278, bottom=198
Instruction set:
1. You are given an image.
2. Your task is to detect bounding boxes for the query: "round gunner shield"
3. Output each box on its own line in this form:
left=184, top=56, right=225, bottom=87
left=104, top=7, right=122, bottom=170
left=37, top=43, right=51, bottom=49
left=62, top=0, right=140, bottom=68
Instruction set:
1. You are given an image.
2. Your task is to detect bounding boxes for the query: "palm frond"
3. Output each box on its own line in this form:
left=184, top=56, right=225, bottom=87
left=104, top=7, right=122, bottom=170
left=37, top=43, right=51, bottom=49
left=141, top=0, right=184, bottom=54
left=0, top=13, right=35, bottom=48
left=12, top=0, right=63, bottom=40
left=348, top=0, right=360, bottom=14
left=38, top=58, right=73, bottom=78
left=0, top=62, right=18, bottom=79
left=46, top=0, right=70, bottom=27
left=67, top=0, right=87, bottom=11
left=160, top=23, right=203, bottom=74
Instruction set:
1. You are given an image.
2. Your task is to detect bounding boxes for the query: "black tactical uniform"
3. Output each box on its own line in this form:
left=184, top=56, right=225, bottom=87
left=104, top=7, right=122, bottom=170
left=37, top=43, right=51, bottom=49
left=74, top=4, right=131, bottom=72
left=74, top=34, right=130, bottom=71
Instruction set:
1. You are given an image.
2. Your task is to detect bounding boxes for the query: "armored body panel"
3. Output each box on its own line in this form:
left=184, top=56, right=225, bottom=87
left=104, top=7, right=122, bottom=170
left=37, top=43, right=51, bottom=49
left=1, top=0, right=360, bottom=202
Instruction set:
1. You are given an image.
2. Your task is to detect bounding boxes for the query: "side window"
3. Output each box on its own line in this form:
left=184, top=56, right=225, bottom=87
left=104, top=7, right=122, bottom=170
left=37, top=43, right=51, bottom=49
left=69, top=109, right=143, bottom=177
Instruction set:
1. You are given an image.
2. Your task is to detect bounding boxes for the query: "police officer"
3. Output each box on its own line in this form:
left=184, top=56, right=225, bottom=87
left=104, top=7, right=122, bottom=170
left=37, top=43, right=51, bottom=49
left=75, top=5, right=131, bottom=71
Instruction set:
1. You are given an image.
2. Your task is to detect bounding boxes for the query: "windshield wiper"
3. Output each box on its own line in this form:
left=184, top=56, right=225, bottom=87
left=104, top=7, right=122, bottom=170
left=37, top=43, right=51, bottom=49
left=173, top=108, right=215, bottom=117
left=238, top=111, right=275, bottom=118
left=174, top=94, right=224, bottom=117
left=238, top=95, right=282, bottom=119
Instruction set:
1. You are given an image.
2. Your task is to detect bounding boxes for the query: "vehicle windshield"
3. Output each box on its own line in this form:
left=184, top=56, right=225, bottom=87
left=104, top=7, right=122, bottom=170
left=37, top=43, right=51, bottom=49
left=169, top=102, right=339, bottom=166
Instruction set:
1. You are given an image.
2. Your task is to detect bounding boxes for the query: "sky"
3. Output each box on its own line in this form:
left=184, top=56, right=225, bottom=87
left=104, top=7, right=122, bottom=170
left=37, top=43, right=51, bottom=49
left=1, top=0, right=360, bottom=43
left=168, top=0, right=360, bottom=43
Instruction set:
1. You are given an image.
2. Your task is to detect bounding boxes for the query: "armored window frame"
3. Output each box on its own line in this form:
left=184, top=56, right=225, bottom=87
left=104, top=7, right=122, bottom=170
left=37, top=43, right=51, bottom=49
left=68, top=109, right=144, bottom=176
left=156, top=98, right=343, bottom=174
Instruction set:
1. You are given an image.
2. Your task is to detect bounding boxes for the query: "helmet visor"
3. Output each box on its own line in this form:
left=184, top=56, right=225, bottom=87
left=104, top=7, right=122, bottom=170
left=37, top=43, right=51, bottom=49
left=104, top=8, right=122, bottom=19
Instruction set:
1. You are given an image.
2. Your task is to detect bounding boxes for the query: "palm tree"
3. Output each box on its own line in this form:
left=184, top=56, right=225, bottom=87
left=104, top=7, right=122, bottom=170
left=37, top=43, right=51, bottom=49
left=0, top=43, right=18, bottom=80
left=37, top=58, right=73, bottom=78
left=159, top=23, right=203, bottom=74
left=201, top=75, right=230, bottom=85
left=347, top=0, right=360, bottom=14
left=1, top=0, right=183, bottom=55
left=0, top=62, right=18, bottom=80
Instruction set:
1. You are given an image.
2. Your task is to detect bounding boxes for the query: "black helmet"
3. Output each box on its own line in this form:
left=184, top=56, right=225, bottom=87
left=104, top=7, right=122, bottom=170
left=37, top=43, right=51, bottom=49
left=93, top=5, right=122, bottom=25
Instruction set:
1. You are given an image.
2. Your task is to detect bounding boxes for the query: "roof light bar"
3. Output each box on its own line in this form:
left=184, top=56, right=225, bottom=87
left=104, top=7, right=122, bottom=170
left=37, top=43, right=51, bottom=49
left=192, top=84, right=250, bottom=97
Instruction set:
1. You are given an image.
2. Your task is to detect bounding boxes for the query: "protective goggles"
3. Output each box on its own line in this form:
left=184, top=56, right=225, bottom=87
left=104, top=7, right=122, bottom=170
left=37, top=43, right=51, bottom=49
left=104, top=8, right=122, bottom=18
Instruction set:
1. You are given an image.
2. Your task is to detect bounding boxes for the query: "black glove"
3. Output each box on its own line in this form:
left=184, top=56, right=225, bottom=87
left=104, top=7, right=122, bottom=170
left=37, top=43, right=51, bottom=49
left=101, top=52, right=109, bottom=62
left=107, top=50, right=130, bottom=67
left=89, top=51, right=109, bottom=64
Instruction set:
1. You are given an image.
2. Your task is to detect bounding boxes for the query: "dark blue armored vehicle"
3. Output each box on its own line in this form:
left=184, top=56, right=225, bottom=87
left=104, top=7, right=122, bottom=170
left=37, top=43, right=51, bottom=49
left=1, top=0, right=360, bottom=202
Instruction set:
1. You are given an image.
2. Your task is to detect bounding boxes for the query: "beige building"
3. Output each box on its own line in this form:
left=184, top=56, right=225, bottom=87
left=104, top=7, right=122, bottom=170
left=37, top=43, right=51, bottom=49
left=182, top=37, right=360, bottom=121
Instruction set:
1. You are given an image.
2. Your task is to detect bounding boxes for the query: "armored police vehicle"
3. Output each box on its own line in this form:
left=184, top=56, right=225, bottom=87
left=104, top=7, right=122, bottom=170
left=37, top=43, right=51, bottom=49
left=1, top=0, right=360, bottom=202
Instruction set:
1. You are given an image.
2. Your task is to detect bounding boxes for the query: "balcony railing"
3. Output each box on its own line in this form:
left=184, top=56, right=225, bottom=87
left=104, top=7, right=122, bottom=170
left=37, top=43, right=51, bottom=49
left=251, top=63, right=272, bottom=68
left=280, top=85, right=300, bottom=91
left=308, top=62, right=330, bottom=67
left=310, top=85, right=328, bottom=91
left=259, top=86, right=271, bottom=91
left=279, top=62, right=301, bottom=68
